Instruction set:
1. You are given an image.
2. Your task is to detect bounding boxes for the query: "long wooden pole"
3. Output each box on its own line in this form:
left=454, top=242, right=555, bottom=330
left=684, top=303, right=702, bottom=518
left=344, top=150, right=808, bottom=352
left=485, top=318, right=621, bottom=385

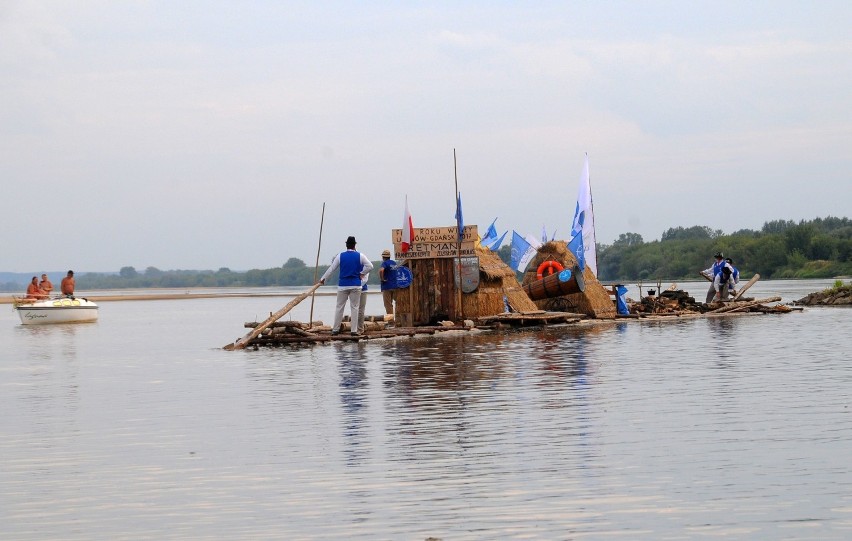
left=224, top=283, right=322, bottom=350
left=586, top=152, right=598, bottom=275
left=453, top=148, right=464, bottom=321
left=309, top=202, right=326, bottom=324
left=733, top=273, right=760, bottom=301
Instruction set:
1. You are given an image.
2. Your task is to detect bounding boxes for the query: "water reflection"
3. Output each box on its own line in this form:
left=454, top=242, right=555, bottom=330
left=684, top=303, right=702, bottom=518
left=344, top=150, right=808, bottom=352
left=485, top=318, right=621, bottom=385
left=337, top=342, right=369, bottom=466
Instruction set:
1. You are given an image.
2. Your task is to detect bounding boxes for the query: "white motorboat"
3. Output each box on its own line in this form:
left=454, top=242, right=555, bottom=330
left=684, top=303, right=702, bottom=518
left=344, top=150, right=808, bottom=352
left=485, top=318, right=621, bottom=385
left=13, top=296, right=99, bottom=325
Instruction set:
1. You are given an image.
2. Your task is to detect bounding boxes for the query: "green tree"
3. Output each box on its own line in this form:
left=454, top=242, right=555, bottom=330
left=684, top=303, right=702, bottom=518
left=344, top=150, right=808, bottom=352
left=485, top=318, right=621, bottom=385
left=283, top=258, right=306, bottom=269
left=661, top=225, right=718, bottom=241
left=762, top=219, right=795, bottom=234
left=613, top=232, right=644, bottom=247
left=808, top=234, right=835, bottom=260
left=784, top=224, right=815, bottom=254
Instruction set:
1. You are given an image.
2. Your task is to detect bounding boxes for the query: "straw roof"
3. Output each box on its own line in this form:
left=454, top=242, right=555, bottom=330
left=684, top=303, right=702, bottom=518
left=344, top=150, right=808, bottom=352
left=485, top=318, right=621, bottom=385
left=471, top=245, right=539, bottom=314
left=522, top=241, right=616, bottom=319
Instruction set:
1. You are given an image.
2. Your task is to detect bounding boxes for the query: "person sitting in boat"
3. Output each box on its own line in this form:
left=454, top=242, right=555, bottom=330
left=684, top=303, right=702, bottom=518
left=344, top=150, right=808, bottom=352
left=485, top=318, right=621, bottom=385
left=725, top=258, right=740, bottom=296
left=26, top=276, right=47, bottom=299
left=39, top=274, right=54, bottom=297
left=61, top=270, right=75, bottom=298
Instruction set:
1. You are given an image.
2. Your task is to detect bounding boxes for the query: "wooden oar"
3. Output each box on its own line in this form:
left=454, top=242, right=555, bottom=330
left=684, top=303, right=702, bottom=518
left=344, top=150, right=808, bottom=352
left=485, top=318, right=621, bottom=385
left=224, top=283, right=322, bottom=350
left=733, top=273, right=760, bottom=301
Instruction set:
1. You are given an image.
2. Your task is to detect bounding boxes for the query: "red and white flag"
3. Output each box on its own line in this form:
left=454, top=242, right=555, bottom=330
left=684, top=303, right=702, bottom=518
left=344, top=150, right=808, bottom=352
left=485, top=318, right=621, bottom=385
left=401, top=196, right=415, bottom=253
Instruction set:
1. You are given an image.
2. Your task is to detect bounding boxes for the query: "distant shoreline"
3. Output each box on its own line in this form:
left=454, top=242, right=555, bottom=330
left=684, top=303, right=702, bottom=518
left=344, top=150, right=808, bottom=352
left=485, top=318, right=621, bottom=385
left=0, top=290, right=342, bottom=305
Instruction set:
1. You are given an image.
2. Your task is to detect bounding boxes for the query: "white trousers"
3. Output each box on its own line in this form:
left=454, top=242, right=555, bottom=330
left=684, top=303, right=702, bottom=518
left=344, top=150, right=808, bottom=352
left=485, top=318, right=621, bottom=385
left=357, top=290, right=367, bottom=332
left=333, top=288, right=362, bottom=333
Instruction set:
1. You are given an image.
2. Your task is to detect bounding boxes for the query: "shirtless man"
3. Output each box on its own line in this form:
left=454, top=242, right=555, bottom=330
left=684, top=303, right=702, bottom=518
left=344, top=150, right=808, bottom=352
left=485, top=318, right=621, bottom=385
left=60, top=270, right=75, bottom=297
left=26, top=276, right=46, bottom=299
left=39, top=274, right=54, bottom=297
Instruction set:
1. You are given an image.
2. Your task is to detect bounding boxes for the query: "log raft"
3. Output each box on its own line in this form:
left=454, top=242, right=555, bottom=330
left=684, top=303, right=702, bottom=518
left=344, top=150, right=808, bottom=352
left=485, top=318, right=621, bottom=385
left=223, top=286, right=796, bottom=350
left=226, top=310, right=590, bottom=349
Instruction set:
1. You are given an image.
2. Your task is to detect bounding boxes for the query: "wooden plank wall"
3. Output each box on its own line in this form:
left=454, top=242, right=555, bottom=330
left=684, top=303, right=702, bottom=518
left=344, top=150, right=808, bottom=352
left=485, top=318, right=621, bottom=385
left=395, top=258, right=461, bottom=326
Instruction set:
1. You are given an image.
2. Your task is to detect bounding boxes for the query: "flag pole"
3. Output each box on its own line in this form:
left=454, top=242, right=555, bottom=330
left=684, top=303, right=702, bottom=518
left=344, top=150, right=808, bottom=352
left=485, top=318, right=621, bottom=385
left=453, top=149, right=464, bottom=321
left=309, top=202, right=325, bottom=325
left=586, top=152, right=598, bottom=274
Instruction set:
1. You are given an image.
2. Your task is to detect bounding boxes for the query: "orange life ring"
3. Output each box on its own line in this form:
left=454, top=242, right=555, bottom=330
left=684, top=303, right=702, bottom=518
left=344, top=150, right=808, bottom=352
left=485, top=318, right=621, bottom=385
left=536, top=260, right=564, bottom=279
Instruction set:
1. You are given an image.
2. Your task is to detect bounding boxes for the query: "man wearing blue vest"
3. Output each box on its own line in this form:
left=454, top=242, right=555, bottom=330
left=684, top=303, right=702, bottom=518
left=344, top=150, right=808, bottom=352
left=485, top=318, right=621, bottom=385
left=319, top=236, right=374, bottom=335
left=379, top=249, right=397, bottom=315
left=702, top=252, right=727, bottom=303
left=725, top=257, right=740, bottom=296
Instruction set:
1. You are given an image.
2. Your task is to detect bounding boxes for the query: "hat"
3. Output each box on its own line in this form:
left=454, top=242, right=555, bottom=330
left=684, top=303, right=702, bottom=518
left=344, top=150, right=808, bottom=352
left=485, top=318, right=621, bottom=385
left=714, top=252, right=723, bottom=258
left=346, top=236, right=356, bottom=247
left=381, top=249, right=391, bottom=257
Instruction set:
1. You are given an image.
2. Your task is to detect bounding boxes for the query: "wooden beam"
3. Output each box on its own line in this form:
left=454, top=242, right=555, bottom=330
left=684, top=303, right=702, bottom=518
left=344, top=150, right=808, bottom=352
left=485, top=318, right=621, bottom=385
left=733, top=273, right=760, bottom=301
left=224, top=283, right=322, bottom=350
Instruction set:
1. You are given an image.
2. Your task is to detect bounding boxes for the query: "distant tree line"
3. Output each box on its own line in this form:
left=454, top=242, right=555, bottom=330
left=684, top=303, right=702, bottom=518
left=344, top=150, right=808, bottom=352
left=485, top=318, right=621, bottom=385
left=72, top=257, right=355, bottom=290
left=595, top=216, right=852, bottom=281
left=4, top=216, right=849, bottom=292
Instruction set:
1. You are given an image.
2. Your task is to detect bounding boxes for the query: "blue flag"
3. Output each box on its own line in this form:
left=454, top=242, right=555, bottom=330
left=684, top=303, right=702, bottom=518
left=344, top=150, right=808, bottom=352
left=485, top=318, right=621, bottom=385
left=489, top=230, right=508, bottom=251
left=455, top=192, right=464, bottom=243
left=480, top=218, right=498, bottom=247
left=616, top=285, right=629, bottom=315
left=510, top=231, right=537, bottom=272
left=568, top=231, right=585, bottom=271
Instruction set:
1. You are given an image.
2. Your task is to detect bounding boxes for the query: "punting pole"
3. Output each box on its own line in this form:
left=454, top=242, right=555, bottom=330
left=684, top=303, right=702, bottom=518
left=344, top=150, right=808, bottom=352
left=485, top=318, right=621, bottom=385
left=309, top=202, right=326, bottom=325
left=224, top=283, right=322, bottom=350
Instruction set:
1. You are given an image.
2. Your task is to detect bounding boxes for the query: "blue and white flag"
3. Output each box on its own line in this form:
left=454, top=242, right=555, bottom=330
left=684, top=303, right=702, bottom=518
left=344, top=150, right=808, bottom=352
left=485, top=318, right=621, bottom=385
left=541, top=224, right=548, bottom=243
left=511, top=231, right=538, bottom=272
left=571, top=153, right=597, bottom=276
left=455, top=192, right=464, bottom=243
left=489, top=230, right=508, bottom=251
left=525, top=233, right=542, bottom=250
left=481, top=218, right=508, bottom=251
left=567, top=231, right=585, bottom=271
left=480, top=218, right=498, bottom=247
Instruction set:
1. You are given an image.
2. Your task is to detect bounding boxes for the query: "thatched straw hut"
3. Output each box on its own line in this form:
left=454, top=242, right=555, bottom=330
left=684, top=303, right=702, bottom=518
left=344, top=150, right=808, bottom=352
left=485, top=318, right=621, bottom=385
left=522, top=241, right=616, bottom=319
left=462, top=246, right=539, bottom=316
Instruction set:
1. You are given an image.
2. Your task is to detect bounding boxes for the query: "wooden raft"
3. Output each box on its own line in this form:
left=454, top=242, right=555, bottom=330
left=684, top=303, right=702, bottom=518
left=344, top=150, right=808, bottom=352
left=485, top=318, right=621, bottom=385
left=476, top=311, right=585, bottom=326
left=229, top=309, right=588, bottom=348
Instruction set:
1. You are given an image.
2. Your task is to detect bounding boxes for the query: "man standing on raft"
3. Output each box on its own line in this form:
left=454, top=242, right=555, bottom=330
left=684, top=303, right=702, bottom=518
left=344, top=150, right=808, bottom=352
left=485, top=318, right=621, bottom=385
left=319, top=236, right=373, bottom=336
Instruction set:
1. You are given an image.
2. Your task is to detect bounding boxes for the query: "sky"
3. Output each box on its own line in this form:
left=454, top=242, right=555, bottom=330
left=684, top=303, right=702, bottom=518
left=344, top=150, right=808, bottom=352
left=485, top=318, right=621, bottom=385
left=2, top=1, right=850, bottom=273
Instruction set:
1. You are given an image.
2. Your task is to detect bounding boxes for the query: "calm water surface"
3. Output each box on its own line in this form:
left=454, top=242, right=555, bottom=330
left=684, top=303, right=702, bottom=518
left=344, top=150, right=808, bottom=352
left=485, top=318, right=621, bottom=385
left=2, top=279, right=851, bottom=540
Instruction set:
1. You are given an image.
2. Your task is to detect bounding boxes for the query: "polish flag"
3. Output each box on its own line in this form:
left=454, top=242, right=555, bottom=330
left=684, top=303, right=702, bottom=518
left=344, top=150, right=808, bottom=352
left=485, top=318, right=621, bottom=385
left=401, top=196, right=415, bottom=253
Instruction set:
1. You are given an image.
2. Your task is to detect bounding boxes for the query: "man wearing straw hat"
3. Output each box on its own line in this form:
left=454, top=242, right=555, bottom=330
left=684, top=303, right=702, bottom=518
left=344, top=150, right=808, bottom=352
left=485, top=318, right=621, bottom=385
left=319, top=236, right=373, bottom=335
left=378, top=249, right=397, bottom=316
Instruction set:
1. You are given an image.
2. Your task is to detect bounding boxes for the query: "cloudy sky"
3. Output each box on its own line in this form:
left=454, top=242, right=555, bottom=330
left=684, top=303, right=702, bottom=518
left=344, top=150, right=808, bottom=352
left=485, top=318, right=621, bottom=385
left=2, top=1, right=850, bottom=273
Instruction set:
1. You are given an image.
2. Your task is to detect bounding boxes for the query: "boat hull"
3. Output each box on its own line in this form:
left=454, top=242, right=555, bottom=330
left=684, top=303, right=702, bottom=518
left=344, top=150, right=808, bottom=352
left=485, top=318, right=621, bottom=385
left=16, top=298, right=99, bottom=325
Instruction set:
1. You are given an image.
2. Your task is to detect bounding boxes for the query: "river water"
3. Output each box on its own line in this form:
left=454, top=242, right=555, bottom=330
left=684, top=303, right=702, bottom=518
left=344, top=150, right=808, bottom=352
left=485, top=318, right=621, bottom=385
left=2, top=279, right=851, bottom=540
